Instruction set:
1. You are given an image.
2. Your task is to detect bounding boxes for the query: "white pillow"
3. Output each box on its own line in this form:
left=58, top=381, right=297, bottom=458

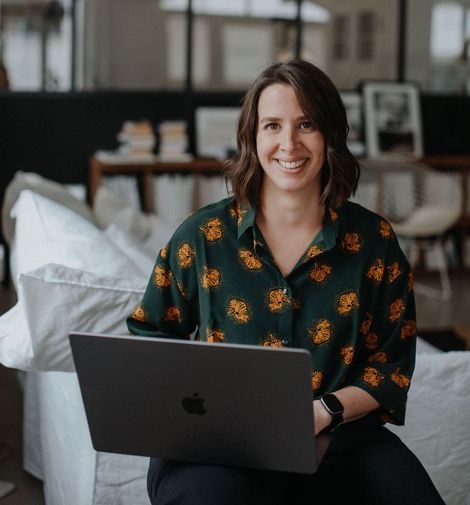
left=0, top=264, right=145, bottom=371
left=11, top=190, right=143, bottom=279
left=95, top=185, right=177, bottom=253
left=0, top=190, right=148, bottom=371
left=104, top=223, right=155, bottom=277
left=94, top=185, right=178, bottom=249
left=2, top=171, right=95, bottom=245
left=388, top=351, right=470, bottom=505
left=93, top=186, right=149, bottom=240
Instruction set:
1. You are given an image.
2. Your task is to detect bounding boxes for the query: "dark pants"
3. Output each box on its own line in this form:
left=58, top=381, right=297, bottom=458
left=147, top=419, right=445, bottom=505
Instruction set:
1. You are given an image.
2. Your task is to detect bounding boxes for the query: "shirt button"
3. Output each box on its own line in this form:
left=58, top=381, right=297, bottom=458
left=282, top=287, right=288, bottom=294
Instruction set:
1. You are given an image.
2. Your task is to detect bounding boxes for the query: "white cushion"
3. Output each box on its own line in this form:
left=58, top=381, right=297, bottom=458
left=103, top=223, right=155, bottom=277
left=0, top=264, right=145, bottom=371
left=389, top=351, right=470, bottom=505
left=0, top=190, right=148, bottom=371
left=94, top=185, right=177, bottom=254
left=11, top=190, right=143, bottom=279
left=392, top=205, right=460, bottom=237
left=2, top=171, right=95, bottom=245
left=93, top=186, right=149, bottom=240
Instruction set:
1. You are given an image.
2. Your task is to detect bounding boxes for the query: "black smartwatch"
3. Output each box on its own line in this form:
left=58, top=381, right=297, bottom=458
left=320, top=393, right=344, bottom=432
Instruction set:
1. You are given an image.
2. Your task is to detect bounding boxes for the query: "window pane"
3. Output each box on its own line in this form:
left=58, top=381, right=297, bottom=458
left=1, top=1, right=72, bottom=91
left=430, top=2, right=464, bottom=59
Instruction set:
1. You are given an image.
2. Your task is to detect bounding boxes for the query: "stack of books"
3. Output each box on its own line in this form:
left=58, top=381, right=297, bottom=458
left=158, top=120, right=193, bottom=162
left=117, top=120, right=156, bottom=161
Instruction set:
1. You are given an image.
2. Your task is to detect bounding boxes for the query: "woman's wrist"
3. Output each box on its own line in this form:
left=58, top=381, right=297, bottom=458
left=313, top=399, right=332, bottom=435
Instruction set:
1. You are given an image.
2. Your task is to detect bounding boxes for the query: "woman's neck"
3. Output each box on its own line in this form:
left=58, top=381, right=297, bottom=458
left=257, top=187, right=325, bottom=231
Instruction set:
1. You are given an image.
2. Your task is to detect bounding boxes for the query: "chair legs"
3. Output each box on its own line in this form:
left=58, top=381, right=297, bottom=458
left=401, top=237, right=452, bottom=301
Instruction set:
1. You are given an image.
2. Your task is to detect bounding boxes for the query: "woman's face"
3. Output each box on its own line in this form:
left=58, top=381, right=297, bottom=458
left=256, top=83, right=325, bottom=200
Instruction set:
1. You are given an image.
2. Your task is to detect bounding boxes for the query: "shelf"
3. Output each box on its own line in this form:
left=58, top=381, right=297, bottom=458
left=89, top=156, right=223, bottom=213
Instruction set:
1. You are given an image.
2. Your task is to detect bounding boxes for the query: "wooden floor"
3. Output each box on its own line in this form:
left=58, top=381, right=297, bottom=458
left=0, top=271, right=469, bottom=505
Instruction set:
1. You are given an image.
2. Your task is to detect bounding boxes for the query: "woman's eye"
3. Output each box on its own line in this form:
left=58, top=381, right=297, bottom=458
left=264, top=123, right=279, bottom=130
left=299, top=121, right=313, bottom=130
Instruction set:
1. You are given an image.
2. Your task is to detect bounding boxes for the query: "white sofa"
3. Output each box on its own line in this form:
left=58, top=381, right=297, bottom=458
left=0, top=172, right=469, bottom=505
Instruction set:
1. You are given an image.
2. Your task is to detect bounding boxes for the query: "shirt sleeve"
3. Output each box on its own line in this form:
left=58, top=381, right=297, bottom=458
left=126, top=247, right=197, bottom=339
left=349, top=236, right=417, bottom=425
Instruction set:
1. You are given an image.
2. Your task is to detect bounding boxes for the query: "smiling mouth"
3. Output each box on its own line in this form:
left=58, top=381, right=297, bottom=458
left=277, top=159, right=307, bottom=169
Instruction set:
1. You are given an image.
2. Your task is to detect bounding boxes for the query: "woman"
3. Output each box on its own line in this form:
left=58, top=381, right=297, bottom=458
left=127, top=60, right=444, bottom=505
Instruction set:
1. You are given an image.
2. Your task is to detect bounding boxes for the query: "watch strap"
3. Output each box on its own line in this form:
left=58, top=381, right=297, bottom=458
left=320, top=393, right=344, bottom=432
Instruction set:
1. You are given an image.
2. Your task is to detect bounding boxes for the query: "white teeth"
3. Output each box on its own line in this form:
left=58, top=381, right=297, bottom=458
left=278, top=159, right=306, bottom=169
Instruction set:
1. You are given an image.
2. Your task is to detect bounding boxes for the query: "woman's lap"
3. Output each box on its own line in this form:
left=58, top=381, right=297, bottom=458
left=148, top=421, right=445, bottom=505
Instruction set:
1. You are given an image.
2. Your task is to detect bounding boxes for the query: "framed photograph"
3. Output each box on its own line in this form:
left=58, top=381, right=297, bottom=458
left=195, top=107, right=240, bottom=159
left=363, top=81, right=423, bottom=159
left=340, top=91, right=365, bottom=157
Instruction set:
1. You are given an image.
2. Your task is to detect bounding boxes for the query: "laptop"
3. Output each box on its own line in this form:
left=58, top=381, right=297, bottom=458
left=69, top=332, right=332, bottom=474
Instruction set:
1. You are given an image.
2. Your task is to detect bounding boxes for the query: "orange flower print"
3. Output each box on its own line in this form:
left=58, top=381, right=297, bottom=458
left=407, top=272, right=414, bottom=292
left=365, top=332, right=379, bottom=351
left=379, top=220, right=392, bottom=238
left=363, top=367, right=384, bottom=388
left=342, top=233, right=361, bottom=253
left=400, top=320, right=417, bottom=340
left=337, top=291, right=359, bottom=316
left=389, top=298, right=405, bottom=323
left=309, top=263, right=332, bottom=283
left=177, top=242, right=195, bottom=268
left=207, top=329, right=225, bottom=343
left=267, top=289, right=290, bottom=312
left=164, top=306, right=181, bottom=322
left=311, top=371, right=323, bottom=392
left=391, top=368, right=411, bottom=388
left=201, top=266, right=221, bottom=289
left=308, top=320, right=332, bottom=345
left=360, top=312, right=373, bottom=335
left=329, top=208, right=339, bottom=221
left=227, top=298, right=250, bottom=324
left=160, top=247, right=168, bottom=259
left=229, top=202, right=248, bottom=226
left=368, top=352, right=388, bottom=364
left=340, top=345, right=355, bottom=365
left=154, top=265, right=172, bottom=288
left=367, top=259, right=385, bottom=282
left=387, top=262, right=401, bottom=284
left=260, top=333, right=284, bottom=348
left=306, top=245, right=323, bottom=259
left=131, top=305, right=145, bottom=322
left=200, top=218, right=224, bottom=242
left=239, top=249, right=263, bottom=270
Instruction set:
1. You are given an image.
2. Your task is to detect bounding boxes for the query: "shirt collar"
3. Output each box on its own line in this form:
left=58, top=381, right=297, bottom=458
left=236, top=201, right=256, bottom=239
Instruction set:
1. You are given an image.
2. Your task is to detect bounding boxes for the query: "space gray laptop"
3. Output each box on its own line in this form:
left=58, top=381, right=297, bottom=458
left=69, top=332, right=332, bottom=474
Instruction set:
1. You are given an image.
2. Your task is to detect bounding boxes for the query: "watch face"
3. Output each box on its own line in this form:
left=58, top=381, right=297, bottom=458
left=322, top=394, right=344, bottom=415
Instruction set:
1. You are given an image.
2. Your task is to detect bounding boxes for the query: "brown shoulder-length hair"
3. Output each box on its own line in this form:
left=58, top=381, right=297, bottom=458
left=224, top=59, right=360, bottom=209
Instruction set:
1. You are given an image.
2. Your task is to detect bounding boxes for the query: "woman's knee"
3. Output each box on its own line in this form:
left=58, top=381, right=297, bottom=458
left=148, top=459, right=267, bottom=505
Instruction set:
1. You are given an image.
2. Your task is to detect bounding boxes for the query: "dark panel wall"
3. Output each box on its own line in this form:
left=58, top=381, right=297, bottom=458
left=0, top=90, right=244, bottom=197
left=0, top=90, right=468, bottom=206
left=420, top=95, right=470, bottom=156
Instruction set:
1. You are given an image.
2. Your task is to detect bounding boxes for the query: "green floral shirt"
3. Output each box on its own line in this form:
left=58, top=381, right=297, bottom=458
left=127, top=197, right=416, bottom=425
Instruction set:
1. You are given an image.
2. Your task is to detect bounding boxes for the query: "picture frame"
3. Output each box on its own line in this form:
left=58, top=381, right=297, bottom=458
left=363, top=81, right=423, bottom=159
left=340, top=91, right=365, bottom=157
left=195, top=107, right=240, bottom=159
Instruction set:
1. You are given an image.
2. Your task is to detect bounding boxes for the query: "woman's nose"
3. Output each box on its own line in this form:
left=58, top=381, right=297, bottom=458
left=280, top=128, right=299, bottom=151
